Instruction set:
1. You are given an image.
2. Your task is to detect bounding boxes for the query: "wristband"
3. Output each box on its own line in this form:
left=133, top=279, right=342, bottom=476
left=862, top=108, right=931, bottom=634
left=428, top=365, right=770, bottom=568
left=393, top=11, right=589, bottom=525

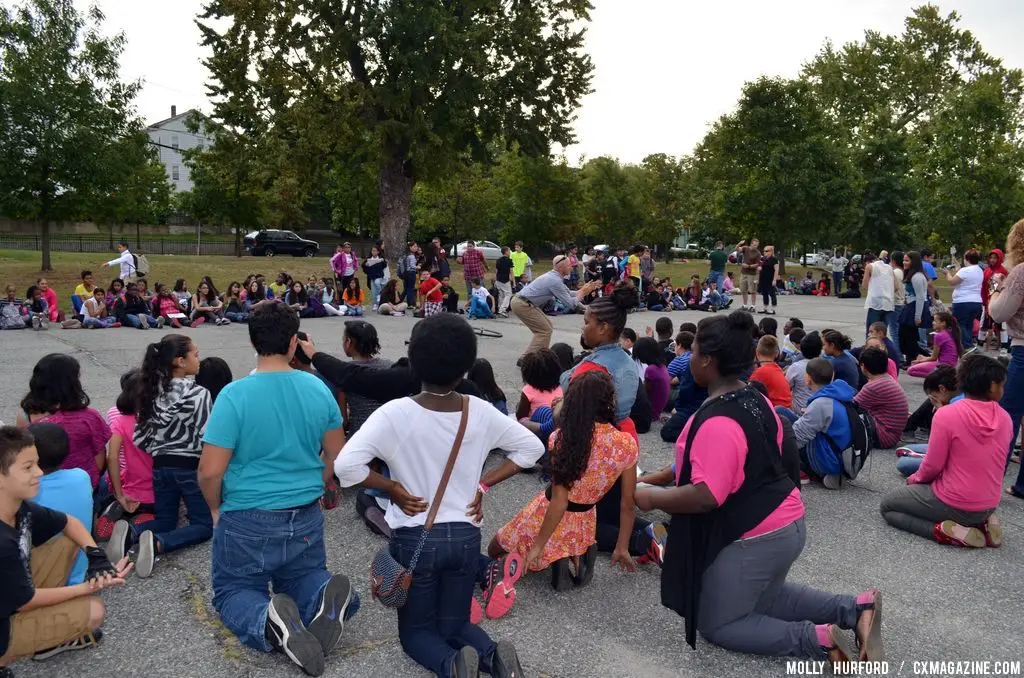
left=478, top=482, right=490, bottom=495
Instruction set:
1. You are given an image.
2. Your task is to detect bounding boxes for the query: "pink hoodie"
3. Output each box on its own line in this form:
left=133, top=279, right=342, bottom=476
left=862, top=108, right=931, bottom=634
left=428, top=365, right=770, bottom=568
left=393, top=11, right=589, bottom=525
left=908, top=398, right=1012, bottom=511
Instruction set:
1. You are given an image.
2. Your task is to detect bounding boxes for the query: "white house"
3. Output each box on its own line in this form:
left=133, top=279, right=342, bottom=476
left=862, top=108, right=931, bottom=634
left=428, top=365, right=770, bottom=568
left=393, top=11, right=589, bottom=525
left=145, top=106, right=214, bottom=193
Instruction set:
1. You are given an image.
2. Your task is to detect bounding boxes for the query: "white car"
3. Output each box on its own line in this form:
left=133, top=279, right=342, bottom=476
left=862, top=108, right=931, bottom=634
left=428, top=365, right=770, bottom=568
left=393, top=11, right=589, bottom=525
left=800, top=253, right=829, bottom=267
left=449, top=240, right=503, bottom=260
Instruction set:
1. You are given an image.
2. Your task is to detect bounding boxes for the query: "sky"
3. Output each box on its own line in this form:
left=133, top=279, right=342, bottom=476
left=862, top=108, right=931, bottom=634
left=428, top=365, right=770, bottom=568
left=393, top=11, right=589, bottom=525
left=80, top=0, right=1024, bottom=164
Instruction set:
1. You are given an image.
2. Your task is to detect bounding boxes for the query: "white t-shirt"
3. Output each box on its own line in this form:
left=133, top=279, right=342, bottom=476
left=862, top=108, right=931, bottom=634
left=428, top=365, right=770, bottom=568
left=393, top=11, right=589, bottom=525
left=335, top=396, right=544, bottom=530
left=82, top=297, right=103, bottom=321
left=830, top=256, right=847, bottom=273
left=893, top=268, right=906, bottom=306
left=471, top=286, right=490, bottom=304
left=864, top=260, right=894, bottom=311
left=951, top=264, right=983, bottom=304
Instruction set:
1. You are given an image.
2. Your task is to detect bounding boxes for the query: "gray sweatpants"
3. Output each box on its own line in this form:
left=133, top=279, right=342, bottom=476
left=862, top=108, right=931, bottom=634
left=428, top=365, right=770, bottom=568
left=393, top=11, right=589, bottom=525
left=880, top=484, right=993, bottom=540
left=698, top=519, right=857, bottom=659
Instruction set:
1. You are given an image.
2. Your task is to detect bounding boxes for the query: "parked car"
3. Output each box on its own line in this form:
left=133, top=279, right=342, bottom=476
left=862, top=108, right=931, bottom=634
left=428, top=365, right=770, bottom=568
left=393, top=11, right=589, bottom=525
left=243, top=230, right=320, bottom=257
left=800, top=253, right=829, bottom=267
left=449, top=240, right=503, bottom=260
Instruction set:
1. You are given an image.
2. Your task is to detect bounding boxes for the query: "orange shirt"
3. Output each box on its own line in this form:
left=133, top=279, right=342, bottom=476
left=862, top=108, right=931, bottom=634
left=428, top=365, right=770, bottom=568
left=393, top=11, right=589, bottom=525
left=750, top=361, right=792, bottom=408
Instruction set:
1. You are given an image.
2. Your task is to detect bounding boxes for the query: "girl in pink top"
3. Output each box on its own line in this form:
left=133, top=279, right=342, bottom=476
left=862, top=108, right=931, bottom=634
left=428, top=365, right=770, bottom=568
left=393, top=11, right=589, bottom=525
left=881, top=353, right=1010, bottom=548
left=635, top=312, right=882, bottom=664
left=908, top=312, right=962, bottom=377
left=17, top=354, right=110, bottom=489
left=515, top=348, right=565, bottom=419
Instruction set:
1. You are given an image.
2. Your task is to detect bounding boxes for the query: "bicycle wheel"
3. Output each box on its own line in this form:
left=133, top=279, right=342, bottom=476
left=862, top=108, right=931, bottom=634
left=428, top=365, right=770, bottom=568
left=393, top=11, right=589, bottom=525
left=474, top=327, right=503, bottom=339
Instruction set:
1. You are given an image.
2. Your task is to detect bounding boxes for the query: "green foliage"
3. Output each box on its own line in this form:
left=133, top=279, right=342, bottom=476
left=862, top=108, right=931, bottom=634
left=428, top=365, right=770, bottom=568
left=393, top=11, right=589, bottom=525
left=0, top=0, right=156, bottom=270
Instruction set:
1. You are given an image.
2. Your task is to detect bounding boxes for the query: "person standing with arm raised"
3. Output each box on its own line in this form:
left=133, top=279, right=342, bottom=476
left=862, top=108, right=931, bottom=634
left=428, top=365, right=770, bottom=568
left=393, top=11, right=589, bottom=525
left=510, top=255, right=601, bottom=359
left=101, top=241, right=136, bottom=284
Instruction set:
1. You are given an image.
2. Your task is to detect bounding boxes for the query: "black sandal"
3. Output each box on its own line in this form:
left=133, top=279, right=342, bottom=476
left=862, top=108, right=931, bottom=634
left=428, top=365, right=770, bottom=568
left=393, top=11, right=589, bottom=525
left=550, top=558, right=573, bottom=592
left=573, top=544, right=598, bottom=588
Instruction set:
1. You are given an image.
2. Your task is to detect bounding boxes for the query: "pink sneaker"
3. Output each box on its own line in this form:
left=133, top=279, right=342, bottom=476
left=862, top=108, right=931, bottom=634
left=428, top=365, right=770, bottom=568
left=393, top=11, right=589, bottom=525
left=469, top=596, right=483, bottom=624
left=481, top=554, right=524, bottom=620
left=190, top=317, right=206, bottom=328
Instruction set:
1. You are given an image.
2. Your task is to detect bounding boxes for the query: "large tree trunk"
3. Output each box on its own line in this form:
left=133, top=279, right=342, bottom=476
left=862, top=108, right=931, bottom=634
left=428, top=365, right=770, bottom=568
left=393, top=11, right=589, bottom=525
left=378, top=154, right=414, bottom=268
left=40, top=218, right=52, bottom=271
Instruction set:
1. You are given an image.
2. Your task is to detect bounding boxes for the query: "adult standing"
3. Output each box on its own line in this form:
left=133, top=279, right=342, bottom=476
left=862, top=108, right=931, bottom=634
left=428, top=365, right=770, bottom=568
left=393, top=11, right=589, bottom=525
left=898, top=252, right=931, bottom=364
left=736, top=239, right=761, bottom=312
left=757, top=245, right=780, bottom=315
left=510, top=256, right=600, bottom=357
left=331, top=243, right=359, bottom=291
left=707, top=241, right=728, bottom=291
left=888, top=250, right=906, bottom=348
left=987, top=218, right=1024, bottom=497
left=509, top=242, right=529, bottom=283
left=862, top=251, right=895, bottom=337
left=640, top=247, right=655, bottom=294
left=398, top=242, right=420, bottom=308
left=458, top=241, right=488, bottom=300
left=433, top=237, right=452, bottom=280
left=946, top=249, right=984, bottom=351
left=829, top=251, right=848, bottom=296
left=103, top=240, right=136, bottom=284
left=494, top=247, right=513, bottom=317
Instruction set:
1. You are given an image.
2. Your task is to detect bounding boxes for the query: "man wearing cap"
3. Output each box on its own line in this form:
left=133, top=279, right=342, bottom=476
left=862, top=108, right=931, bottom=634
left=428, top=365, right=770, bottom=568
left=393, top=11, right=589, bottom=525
left=511, top=255, right=601, bottom=356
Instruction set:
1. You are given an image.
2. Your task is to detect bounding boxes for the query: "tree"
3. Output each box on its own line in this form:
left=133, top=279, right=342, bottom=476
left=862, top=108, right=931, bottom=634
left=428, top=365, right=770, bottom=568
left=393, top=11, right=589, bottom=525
left=88, top=133, right=173, bottom=243
left=197, top=0, right=594, bottom=261
left=637, top=153, right=686, bottom=254
left=0, top=0, right=140, bottom=270
left=579, top=156, right=648, bottom=247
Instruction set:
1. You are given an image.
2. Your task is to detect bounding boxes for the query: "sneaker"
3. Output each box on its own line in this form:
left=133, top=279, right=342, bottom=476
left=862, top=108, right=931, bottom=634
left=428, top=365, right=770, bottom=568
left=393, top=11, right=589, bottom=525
left=489, top=640, right=524, bottom=678
left=221, top=316, right=231, bottom=325
left=481, top=553, right=524, bottom=620
left=393, top=311, right=405, bottom=317
left=191, top=316, right=206, bottom=328
left=964, top=345, right=979, bottom=355
left=214, top=317, right=224, bottom=326
left=32, top=315, right=41, bottom=330
left=933, top=520, right=985, bottom=548
left=469, top=595, right=484, bottom=624
left=644, top=522, right=668, bottom=567
left=450, top=646, right=480, bottom=678
left=799, top=471, right=810, bottom=486
left=171, top=318, right=181, bottom=328
left=981, top=514, right=1003, bottom=548
left=32, top=628, right=103, bottom=661
left=723, top=298, right=733, bottom=309
left=106, top=519, right=132, bottom=564
left=140, top=316, right=150, bottom=329
left=40, top=319, right=49, bottom=330
left=94, top=501, right=124, bottom=540
left=321, top=477, right=340, bottom=510
left=155, top=316, right=165, bottom=329
left=266, top=594, right=326, bottom=676
left=361, top=505, right=391, bottom=539
left=822, top=474, right=841, bottom=490
left=136, top=530, right=156, bottom=578
left=111, top=322, right=121, bottom=328
left=306, top=574, right=352, bottom=656
left=130, top=512, right=155, bottom=526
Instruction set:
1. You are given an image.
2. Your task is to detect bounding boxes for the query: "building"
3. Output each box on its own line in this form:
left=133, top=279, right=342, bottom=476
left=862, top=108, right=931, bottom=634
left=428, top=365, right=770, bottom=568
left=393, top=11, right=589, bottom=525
left=145, top=106, right=214, bottom=193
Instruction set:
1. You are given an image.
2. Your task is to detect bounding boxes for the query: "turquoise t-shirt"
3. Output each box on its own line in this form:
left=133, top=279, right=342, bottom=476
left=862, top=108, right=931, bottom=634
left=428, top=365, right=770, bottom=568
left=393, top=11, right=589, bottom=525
left=203, top=370, right=343, bottom=512
left=35, top=468, right=92, bottom=585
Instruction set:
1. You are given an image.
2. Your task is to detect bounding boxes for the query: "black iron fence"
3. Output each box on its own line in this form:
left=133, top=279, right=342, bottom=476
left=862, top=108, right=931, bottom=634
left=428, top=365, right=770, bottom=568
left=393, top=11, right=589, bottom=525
left=0, top=233, right=248, bottom=256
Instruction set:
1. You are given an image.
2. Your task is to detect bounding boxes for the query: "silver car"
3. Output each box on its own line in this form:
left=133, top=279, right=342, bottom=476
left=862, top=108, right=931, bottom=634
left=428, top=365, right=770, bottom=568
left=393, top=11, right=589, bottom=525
left=449, top=240, right=503, bottom=260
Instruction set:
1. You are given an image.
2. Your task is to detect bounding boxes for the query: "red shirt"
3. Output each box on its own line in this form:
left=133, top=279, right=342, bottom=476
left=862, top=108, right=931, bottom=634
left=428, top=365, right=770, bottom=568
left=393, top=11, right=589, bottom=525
left=419, top=279, right=442, bottom=302
left=750, top=361, right=792, bottom=408
left=461, top=248, right=486, bottom=281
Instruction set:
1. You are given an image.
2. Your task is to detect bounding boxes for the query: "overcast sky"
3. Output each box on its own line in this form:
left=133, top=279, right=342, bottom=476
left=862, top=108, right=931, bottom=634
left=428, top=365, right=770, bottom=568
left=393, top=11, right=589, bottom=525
left=82, top=0, right=1024, bottom=164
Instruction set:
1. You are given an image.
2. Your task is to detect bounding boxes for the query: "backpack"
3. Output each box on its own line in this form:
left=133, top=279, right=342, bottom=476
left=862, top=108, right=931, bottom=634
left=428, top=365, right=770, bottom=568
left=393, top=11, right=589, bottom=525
left=823, top=400, right=877, bottom=481
left=133, top=253, right=150, bottom=277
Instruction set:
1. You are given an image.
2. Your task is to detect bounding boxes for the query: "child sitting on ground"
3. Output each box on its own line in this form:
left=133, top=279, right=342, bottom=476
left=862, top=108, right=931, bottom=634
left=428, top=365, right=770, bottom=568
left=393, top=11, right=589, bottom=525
left=30, top=423, right=93, bottom=586
left=853, top=347, right=908, bottom=449
left=467, top=278, right=494, bottom=319
left=908, top=312, right=961, bottom=377
left=822, top=329, right=859, bottom=388
left=492, top=371, right=639, bottom=591
left=786, top=358, right=855, bottom=489
left=153, top=283, right=185, bottom=328
left=786, top=332, right=822, bottom=413
left=781, top=328, right=805, bottom=364
left=468, top=358, right=508, bottom=415
left=880, top=353, right=1010, bottom=548
left=619, top=327, right=637, bottom=353
left=661, top=331, right=709, bottom=443
left=633, top=338, right=671, bottom=417
left=82, top=287, right=119, bottom=329
left=750, top=335, right=792, bottom=408
left=0, top=426, right=129, bottom=669
left=897, top=366, right=962, bottom=476
left=516, top=348, right=564, bottom=419
left=342, top=278, right=365, bottom=317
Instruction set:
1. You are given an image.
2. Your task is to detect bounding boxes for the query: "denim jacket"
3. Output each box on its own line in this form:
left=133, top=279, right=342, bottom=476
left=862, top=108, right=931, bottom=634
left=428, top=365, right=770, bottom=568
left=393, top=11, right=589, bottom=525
left=560, top=342, right=639, bottom=423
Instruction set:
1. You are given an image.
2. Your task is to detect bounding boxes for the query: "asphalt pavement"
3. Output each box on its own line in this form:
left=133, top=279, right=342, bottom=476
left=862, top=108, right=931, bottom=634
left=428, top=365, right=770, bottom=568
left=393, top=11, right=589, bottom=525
left=3, top=294, right=1023, bottom=678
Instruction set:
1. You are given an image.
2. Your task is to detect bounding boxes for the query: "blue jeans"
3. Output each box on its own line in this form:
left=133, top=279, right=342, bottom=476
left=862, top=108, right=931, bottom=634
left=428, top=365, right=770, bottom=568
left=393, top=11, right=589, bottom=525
left=403, top=271, right=418, bottom=306
left=708, top=270, right=725, bottom=292
left=124, top=314, right=158, bottom=328
left=345, top=304, right=364, bottom=317
left=832, top=271, right=842, bottom=295
left=951, top=302, right=981, bottom=349
left=390, top=523, right=496, bottom=677
left=709, top=290, right=727, bottom=307
left=212, top=503, right=360, bottom=652
left=370, top=278, right=384, bottom=307
left=896, top=443, right=926, bottom=477
left=865, top=309, right=890, bottom=338
left=224, top=311, right=249, bottom=323
left=467, top=297, right=492, bottom=318
left=775, top=406, right=797, bottom=423
left=1000, top=346, right=1024, bottom=493
left=888, top=305, right=903, bottom=353
left=132, top=467, right=212, bottom=553
left=83, top=317, right=116, bottom=328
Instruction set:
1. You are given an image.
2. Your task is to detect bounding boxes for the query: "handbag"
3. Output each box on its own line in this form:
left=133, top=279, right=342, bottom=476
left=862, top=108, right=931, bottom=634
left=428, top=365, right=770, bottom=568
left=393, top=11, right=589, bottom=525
left=370, top=395, right=470, bottom=608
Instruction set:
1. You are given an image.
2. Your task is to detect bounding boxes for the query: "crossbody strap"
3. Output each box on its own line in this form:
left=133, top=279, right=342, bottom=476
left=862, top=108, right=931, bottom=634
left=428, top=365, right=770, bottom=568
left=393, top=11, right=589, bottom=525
left=423, top=395, right=470, bottom=531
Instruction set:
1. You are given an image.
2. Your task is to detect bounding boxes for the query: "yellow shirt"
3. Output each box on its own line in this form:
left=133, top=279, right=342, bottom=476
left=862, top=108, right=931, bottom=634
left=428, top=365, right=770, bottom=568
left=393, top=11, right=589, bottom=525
left=627, top=254, right=641, bottom=280
left=74, top=283, right=94, bottom=298
left=510, top=251, right=529, bottom=278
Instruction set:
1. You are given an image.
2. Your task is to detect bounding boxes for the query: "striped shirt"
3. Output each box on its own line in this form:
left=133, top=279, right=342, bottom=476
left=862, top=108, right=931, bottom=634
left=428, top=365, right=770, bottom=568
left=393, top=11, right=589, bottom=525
left=461, top=248, right=487, bottom=281
left=853, top=376, right=908, bottom=448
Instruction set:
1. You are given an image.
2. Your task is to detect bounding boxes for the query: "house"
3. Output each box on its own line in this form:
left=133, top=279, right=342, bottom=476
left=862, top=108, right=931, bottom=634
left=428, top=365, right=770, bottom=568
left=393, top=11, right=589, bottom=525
left=145, top=106, right=214, bottom=193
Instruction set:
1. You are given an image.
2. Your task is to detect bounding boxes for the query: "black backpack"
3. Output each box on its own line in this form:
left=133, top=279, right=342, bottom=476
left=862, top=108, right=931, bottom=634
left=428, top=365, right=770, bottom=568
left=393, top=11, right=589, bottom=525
left=824, top=400, right=877, bottom=481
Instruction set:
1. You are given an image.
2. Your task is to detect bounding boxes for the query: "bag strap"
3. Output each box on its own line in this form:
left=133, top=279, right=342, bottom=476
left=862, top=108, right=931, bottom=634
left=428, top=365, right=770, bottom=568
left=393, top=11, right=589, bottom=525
left=424, top=395, right=470, bottom=531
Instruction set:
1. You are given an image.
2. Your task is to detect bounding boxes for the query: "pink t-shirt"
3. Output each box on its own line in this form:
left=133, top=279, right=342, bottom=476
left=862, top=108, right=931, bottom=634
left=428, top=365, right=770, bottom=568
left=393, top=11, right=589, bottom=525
left=522, top=384, right=563, bottom=416
left=156, top=295, right=179, bottom=317
left=933, top=330, right=959, bottom=365
left=886, top=358, right=898, bottom=380
left=108, top=410, right=155, bottom=504
left=34, top=409, right=110, bottom=489
left=908, top=398, right=1011, bottom=511
left=675, top=404, right=804, bottom=539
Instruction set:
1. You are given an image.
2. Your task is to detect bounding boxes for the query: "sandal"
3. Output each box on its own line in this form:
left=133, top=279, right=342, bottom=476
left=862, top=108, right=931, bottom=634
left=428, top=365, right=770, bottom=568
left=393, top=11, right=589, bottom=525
left=1005, top=486, right=1024, bottom=500
left=981, top=514, right=1003, bottom=548
left=853, top=589, right=885, bottom=661
left=573, top=544, right=598, bottom=588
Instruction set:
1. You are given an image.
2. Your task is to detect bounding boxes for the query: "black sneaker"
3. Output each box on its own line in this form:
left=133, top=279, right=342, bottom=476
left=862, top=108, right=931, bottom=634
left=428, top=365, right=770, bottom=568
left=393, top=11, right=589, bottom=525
left=306, top=575, right=352, bottom=656
left=489, top=640, right=524, bottom=678
left=266, top=594, right=325, bottom=676
left=450, top=645, right=480, bottom=678
left=33, top=628, right=103, bottom=660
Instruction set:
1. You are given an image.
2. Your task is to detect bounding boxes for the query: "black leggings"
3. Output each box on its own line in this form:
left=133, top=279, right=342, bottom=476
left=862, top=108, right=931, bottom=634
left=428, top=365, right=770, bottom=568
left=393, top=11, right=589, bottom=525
left=760, top=283, right=777, bottom=307
left=899, top=324, right=926, bottom=363
left=595, top=478, right=652, bottom=557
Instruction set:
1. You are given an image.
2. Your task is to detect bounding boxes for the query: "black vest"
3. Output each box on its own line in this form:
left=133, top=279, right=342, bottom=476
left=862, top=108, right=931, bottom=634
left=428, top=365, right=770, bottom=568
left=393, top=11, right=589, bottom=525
left=660, top=386, right=796, bottom=648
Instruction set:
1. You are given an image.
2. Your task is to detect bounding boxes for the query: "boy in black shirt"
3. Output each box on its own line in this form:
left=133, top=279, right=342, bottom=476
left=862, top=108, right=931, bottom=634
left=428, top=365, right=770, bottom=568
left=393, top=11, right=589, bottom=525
left=0, top=427, right=130, bottom=673
left=495, top=247, right=513, bottom=317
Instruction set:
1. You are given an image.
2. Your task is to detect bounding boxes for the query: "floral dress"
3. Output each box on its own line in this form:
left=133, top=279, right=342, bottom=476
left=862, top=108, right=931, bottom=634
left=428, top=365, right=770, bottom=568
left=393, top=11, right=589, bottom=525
left=496, top=422, right=638, bottom=571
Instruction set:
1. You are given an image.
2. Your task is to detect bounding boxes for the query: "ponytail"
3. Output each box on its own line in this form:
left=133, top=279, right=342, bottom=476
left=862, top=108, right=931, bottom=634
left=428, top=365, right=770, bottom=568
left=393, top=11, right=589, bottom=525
left=134, top=334, right=192, bottom=424
left=937, top=312, right=962, bottom=358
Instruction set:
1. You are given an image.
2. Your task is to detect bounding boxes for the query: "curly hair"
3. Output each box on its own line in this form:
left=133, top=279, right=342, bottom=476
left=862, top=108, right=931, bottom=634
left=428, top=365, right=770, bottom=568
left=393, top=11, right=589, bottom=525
left=519, top=348, right=563, bottom=391
left=1005, top=218, right=1024, bottom=268
left=21, top=354, right=90, bottom=415
left=550, top=371, right=616, bottom=488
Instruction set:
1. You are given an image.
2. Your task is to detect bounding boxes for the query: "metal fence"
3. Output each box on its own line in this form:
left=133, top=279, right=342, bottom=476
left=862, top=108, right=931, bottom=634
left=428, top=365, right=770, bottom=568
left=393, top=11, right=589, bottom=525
left=0, top=233, right=250, bottom=256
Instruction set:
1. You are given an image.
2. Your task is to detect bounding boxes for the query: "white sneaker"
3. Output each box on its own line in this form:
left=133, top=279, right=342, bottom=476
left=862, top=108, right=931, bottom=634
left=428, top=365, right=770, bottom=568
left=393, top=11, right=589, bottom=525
left=221, top=317, right=231, bottom=325
left=156, top=316, right=165, bottom=329
left=32, top=316, right=41, bottom=330
left=393, top=311, right=405, bottom=317
left=139, top=316, right=150, bottom=329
